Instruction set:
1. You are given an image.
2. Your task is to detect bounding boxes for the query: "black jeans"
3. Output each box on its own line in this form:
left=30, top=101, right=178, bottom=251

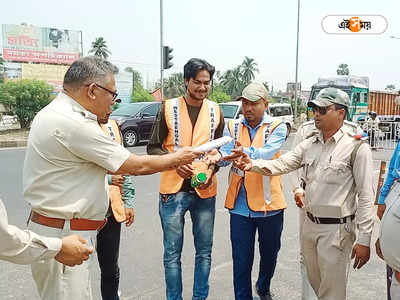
left=97, top=214, right=122, bottom=300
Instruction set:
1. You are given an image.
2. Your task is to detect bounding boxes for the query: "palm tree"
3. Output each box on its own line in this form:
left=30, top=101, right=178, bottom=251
left=241, top=56, right=259, bottom=84
left=89, top=37, right=111, bottom=59
left=336, top=63, right=349, bottom=75
left=163, top=73, right=186, bottom=99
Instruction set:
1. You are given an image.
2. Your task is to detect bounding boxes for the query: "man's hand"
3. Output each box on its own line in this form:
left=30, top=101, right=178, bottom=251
left=55, top=235, right=94, bottom=267
left=197, top=168, right=214, bottom=190
left=231, top=152, right=252, bottom=172
left=377, top=204, right=386, bottom=220
left=294, top=189, right=304, bottom=208
left=375, top=239, right=384, bottom=260
left=124, top=207, right=134, bottom=227
left=223, top=141, right=244, bottom=161
left=176, top=164, right=195, bottom=179
left=203, top=149, right=222, bottom=165
left=175, top=147, right=202, bottom=165
left=111, top=175, right=124, bottom=187
left=351, top=244, right=370, bottom=269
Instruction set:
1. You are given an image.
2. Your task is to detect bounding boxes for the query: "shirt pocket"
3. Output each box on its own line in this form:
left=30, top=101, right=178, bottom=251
left=321, top=161, right=351, bottom=184
left=302, top=157, right=316, bottom=180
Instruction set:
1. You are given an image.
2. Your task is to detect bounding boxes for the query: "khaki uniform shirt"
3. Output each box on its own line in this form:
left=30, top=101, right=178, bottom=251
left=252, top=126, right=374, bottom=246
left=23, top=92, right=131, bottom=220
left=0, top=198, right=61, bottom=264
left=290, top=120, right=363, bottom=190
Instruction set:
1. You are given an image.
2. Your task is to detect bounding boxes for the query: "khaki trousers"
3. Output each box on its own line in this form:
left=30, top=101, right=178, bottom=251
left=299, top=209, right=318, bottom=300
left=391, top=273, right=400, bottom=300
left=301, top=216, right=356, bottom=300
left=28, top=220, right=97, bottom=300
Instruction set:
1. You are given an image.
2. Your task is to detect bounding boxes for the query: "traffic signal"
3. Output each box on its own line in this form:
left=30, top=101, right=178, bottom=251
left=163, top=46, right=173, bottom=70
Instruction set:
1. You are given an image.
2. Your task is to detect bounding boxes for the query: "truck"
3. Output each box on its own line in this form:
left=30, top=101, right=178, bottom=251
left=309, top=76, right=400, bottom=123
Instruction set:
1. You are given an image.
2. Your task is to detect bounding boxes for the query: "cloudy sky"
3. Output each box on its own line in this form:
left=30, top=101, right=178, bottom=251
left=2, top=0, right=399, bottom=91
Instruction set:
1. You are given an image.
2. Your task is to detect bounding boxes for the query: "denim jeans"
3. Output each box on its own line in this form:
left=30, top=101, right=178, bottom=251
left=159, top=191, right=216, bottom=300
left=97, top=214, right=121, bottom=300
left=230, top=211, right=284, bottom=300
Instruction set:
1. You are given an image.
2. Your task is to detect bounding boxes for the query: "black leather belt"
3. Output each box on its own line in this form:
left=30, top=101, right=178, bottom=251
left=306, top=212, right=355, bottom=224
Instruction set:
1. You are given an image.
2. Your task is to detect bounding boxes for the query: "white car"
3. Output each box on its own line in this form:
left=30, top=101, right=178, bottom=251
left=268, top=103, right=294, bottom=134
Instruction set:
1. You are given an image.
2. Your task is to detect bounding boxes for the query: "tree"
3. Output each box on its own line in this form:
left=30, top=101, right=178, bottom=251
left=241, top=56, right=259, bottom=84
left=0, top=79, right=52, bottom=128
left=262, top=81, right=269, bottom=91
left=209, top=86, right=231, bottom=103
left=88, top=37, right=111, bottom=59
left=124, top=67, right=143, bottom=90
left=386, top=84, right=396, bottom=90
left=154, top=73, right=186, bottom=99
left=0, top=53, right=4, bottom=83
left=131, top=86, right=155, bottom=102
left=336, top=64, right=349, bottom=75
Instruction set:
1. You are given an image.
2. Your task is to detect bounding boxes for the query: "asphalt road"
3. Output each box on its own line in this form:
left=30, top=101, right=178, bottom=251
left=0, top=136, right=390, bottom=299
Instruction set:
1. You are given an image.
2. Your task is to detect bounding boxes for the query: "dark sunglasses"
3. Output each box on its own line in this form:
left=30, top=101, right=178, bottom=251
left=87, top=83, right=119, bottom=102
left=311, top=105, right=334, bottom=115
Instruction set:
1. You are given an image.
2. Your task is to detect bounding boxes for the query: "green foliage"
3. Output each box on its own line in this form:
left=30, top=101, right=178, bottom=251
left=88, top=37, right=111, bottom=59
left=219, top=57, right=259, bottom=99
left=209, top=86, right=231, bottom=103
left=0, top=79, right=52, bottom=128
left=336, top=63, right=349, bottom=75
left=124, top=67, right=143, bottom=89
left=0, top=53, right=4, bottom=83
left=155, top=73, right=186, bottom=99
left=386, top=84, right=396, bottom=90
left=131, top=86, right=155, bottom=102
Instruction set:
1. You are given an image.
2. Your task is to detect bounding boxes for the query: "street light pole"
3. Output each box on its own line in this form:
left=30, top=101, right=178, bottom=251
left=160, top=0, right=164, bottom=100
left=294, top=0, right=300, bottom=122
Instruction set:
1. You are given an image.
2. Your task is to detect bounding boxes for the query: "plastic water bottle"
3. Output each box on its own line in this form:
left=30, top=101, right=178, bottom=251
left=191, top=172, right=207, bottom=188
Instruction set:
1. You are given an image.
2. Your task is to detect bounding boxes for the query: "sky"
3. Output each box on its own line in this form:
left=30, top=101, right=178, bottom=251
left=1, top=0, right=399, bottom=91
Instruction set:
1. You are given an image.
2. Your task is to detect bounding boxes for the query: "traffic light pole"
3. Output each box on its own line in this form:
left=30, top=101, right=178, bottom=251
left=160, top=0, right=164, bottom=100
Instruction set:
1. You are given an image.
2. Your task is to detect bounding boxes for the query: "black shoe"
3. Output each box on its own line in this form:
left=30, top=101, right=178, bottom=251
left=255, top=287, right=274, bottom=300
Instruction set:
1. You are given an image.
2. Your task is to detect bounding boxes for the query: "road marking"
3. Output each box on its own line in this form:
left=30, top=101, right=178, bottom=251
left=0, top=147, right=26, bottom=151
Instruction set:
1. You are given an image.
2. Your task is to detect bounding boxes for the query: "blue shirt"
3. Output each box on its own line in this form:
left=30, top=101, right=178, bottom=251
left=219, top=113, right=287, bottom=217
left=378, top=140, right=400, bottom=204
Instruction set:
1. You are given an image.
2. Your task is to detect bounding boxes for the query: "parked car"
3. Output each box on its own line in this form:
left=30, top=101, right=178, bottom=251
left=267, top=103, right=294, bottom=135
left=110, top=102, right=161, bottom=147
left=219, top=101, right=243, bottom=122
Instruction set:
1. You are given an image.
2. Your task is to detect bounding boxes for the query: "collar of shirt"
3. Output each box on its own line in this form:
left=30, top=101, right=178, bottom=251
left=315, top=125, right=345, bottom=144
left=242, top=113, right=273, bottom=130
left=61, top=92, right=98, bottom=121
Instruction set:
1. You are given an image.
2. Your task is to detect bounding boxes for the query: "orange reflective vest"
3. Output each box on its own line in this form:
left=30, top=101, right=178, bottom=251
left=225, top=119, right=287, bottom=212
left=160, top=97, right=221, bottom=198
left=101, top=119, right=126, bottom=222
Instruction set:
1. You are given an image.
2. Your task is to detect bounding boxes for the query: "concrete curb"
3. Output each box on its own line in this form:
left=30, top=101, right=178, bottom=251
left=0, top=140, right=27, bottom=148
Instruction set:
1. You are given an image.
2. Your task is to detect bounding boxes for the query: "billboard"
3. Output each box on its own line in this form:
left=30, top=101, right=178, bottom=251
left=2, top=24, right=81, bottom=64
left=22, top=63, right=69, bottom=93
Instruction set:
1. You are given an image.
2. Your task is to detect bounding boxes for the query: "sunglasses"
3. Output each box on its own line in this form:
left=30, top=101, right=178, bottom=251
left=311, top=105, right=335, bottom=115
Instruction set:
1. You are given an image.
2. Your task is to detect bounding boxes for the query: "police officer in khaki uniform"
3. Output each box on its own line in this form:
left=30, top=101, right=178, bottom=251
left=230, top=88, right=375, bottom=300
left=23, top=56, right=200, bottom=300
left=0, top=198, right=93, bottom=266
left=291, top=116, right=363, bottom=300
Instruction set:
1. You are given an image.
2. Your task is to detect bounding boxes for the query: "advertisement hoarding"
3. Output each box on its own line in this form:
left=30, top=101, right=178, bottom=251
left=2, top=24, right=81, bottom=64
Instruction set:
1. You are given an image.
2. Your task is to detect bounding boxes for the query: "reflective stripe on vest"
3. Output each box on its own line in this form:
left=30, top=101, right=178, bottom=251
left=225, top=119, right=287, bottom=212
left=101, top=120, right=126, bottom=222
left=160, top=97, right=220, bottom=198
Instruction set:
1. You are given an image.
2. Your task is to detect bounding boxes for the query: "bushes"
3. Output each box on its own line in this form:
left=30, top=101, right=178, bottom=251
left=0, top=79, right=52, bottom=128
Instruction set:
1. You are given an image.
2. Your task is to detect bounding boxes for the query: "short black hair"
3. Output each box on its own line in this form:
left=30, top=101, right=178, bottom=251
left=183, top=58, right=215, bottom=82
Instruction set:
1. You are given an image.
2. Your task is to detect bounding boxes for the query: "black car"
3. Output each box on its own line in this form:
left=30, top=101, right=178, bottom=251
left=110, top=102, right=161, bottom=147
